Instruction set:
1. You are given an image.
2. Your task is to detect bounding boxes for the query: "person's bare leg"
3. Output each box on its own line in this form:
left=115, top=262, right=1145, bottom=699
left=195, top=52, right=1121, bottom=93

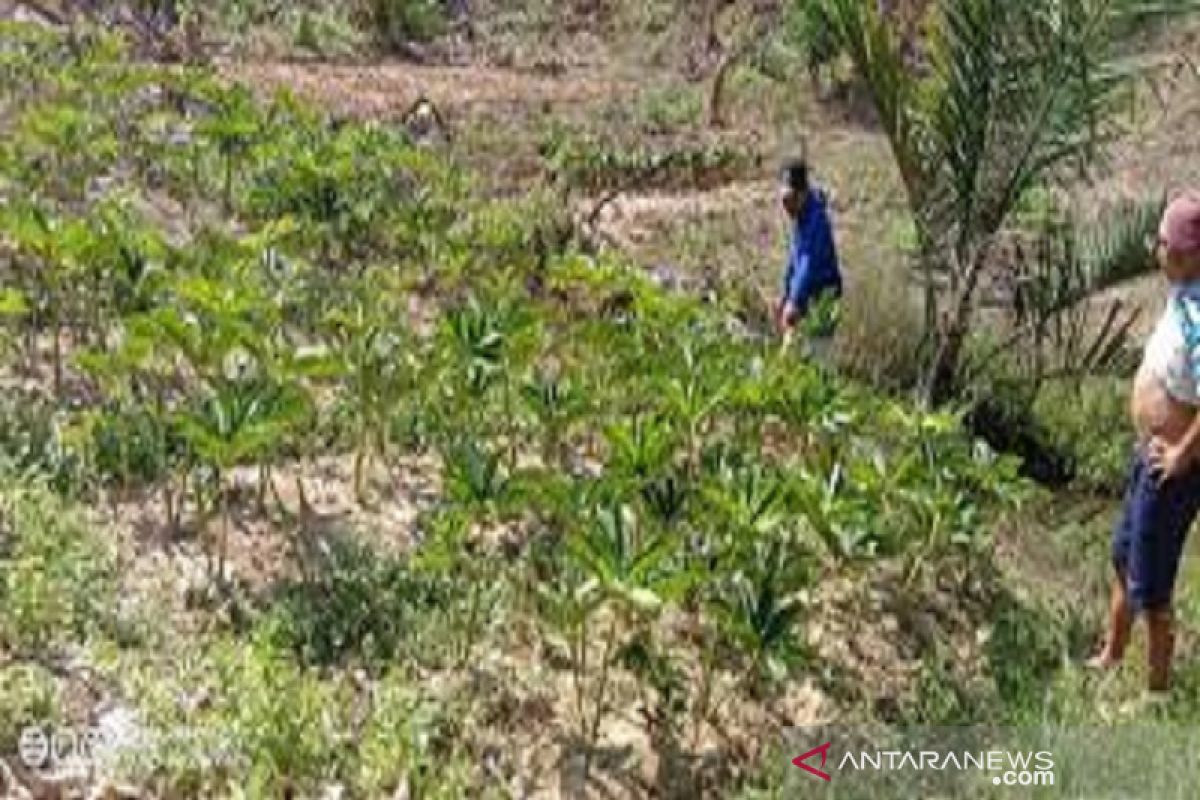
left=1092, top=571, right=1133, bottom=667
left=1147, top=607, right=1174, bottom=692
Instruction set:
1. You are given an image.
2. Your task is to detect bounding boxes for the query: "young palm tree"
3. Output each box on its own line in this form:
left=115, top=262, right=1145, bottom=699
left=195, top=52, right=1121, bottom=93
left=823, top=0, right=1196, bottom=403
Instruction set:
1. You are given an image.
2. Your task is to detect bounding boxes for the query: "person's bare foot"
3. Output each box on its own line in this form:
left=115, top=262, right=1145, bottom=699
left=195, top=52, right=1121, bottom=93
left=1085, top=647, right=1122, bottom=670
left=1119, top=690, right=1172, bottom=717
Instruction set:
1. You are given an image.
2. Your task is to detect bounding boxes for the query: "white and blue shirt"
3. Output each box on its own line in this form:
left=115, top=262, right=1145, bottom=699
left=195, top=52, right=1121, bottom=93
left=1144, top=282, right=1200, bottom=405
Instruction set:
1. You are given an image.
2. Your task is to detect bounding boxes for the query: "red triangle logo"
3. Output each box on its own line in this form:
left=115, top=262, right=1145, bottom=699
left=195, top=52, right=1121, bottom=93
left=792, top=741, right=832, bottom=782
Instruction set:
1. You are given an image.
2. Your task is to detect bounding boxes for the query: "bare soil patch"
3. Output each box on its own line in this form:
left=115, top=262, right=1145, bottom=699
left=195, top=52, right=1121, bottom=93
left=220, top=60, right=632, bottom=121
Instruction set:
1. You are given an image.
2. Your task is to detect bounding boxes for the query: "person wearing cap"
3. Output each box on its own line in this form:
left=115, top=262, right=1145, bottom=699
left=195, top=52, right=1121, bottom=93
left=1093, top=192, right=1200, bottom=694
left=776, top=160, right=843, bottom=339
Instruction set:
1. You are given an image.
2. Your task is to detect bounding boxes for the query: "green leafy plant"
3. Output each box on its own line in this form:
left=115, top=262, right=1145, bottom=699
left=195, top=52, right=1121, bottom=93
left=605, top=413, right=678, bottom=482
left=542, top=503, right=693, bottom=787
left=179, top=376, right=308, bottom=581
left=0, top=663, right=61, bottom=753
left=541, top=127, right=758, bottom=195
left=320, top=294, right=414, bottom=503
left=412, top=507, right=509, bottom=667
left=711, top=538, right=812, bottom=689
left=195, top=85, right=261, bottom=211
left=520, top=369, right=583, bottom=467
left=640, top=472, right=689, bottom=530
left=443, top=297, right=508, bottom=396
left=442, top=438, right=510, bottom=510
left=0, top=202, right=91, bottom=397
left=354, top=671, right=475, bottom=797
left=801, top=290, right=843, bottom=341
left=0, top=392, right=88, bottom=496
left=687, top=535, right=813, bottom=754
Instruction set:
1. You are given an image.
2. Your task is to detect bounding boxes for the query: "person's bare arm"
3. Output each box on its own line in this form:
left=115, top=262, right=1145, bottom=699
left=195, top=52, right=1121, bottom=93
left=1149, top=416, right=1200, bottom=482
left=778, top=301, right=798, bottom=333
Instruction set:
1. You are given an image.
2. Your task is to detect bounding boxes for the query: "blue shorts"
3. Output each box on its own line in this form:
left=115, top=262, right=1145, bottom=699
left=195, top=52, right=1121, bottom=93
left=1111, top=449, right=1200, bottom=611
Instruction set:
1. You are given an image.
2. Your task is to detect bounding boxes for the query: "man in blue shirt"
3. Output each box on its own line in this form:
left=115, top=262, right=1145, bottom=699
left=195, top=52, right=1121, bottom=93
left=776, top=160, right=843, bottom=335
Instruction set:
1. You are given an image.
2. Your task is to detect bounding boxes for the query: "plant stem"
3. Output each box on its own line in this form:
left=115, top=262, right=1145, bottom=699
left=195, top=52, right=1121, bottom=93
left=582, top=611, right=620, bottom=789
left=690, top=640, right=715, bottom=751
left=257, top=462, right=269, bottom=514
left=223, top=151, right=233, bottom=212
left=52, top=318, right=62, bottom=400
left=354, top=422, right=368, bottom=504
left=213, top=466, right=226, bottom=583
left=461, top=568, right=483, bottom=667
left=164, top=478, right=176, bottom=537
left=706, top=651, right=763, bottom=739
left=573, top=609, right=589, bottom=745
left=24, top=321, right=35, bottom=377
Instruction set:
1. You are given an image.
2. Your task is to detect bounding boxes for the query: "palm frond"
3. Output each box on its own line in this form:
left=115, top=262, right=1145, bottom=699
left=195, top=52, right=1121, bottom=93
left=823, top=0, right=931, bottom=208
left=992, top=195, right=1163, bottom=379
left=832, top=0, right=1193, bottom=253
left=1022, top=195, right=1165, bottom=317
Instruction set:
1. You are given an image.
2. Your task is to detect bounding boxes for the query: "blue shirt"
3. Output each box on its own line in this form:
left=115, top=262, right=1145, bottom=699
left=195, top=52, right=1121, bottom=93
left=782, top=189, right=842, bottom=312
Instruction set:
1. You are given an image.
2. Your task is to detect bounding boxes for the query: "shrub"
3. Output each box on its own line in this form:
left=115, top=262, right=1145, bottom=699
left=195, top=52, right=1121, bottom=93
left=123, top=633, right=351, bottom=796
left=540, top=126, right=758, bottom=194
left=122, top=635, right=476, bottom=797
left=1034, top=377, right=1132, bottom=494
left=367, top=0, right=446, bottom=49
left=0, top=469, right=116, bottom=652
left=354, top=673, right=475, bottom=797
left=265, top=537, right=449, bottom=668
left=0, top=393, right=89, bottom=497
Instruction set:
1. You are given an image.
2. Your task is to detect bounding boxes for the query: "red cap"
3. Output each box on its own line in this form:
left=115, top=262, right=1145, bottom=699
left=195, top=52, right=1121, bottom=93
left=1161, top=192, right=1200, bottom=257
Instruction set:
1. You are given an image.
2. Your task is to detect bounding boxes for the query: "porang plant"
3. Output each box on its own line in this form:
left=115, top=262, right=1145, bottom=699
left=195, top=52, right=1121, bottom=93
left=0, top=20, right=1044, bottom=797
